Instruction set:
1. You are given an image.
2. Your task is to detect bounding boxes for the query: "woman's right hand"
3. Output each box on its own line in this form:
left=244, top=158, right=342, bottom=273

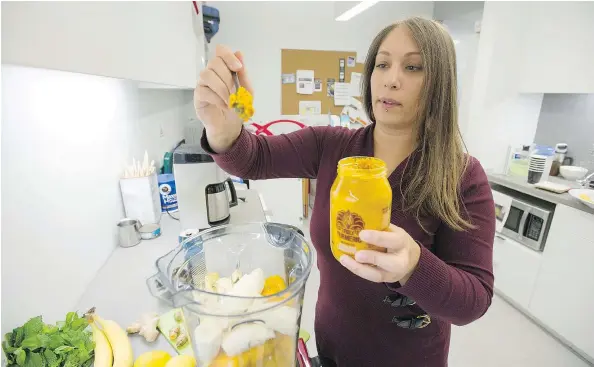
left=194, top=45, right=253, bottom=153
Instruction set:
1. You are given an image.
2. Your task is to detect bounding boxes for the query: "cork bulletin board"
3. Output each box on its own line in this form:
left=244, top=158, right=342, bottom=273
left=281, top=49, right=364, bottom=115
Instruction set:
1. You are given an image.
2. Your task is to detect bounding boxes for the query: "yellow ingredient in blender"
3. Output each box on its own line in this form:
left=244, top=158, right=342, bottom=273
left=229, top=87, right=254, bottom=122
left=210, top=333, right=294, bottom=367
left=330, top=156, right=392, bottom=261
left=261, top=275, right=287, bottom=297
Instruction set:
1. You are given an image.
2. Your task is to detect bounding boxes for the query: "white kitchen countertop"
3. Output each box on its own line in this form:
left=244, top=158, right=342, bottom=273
left=487, top=172, right=594, bottom=215
left=74, top=189, right=268, bottom=357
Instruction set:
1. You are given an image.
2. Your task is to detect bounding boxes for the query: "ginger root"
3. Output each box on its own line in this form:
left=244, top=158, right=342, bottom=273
left=127, top=312, right=160, bottom=342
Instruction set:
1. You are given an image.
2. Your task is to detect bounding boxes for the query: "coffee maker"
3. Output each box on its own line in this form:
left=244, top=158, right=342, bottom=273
left=173, top=144, right=238, bottom=230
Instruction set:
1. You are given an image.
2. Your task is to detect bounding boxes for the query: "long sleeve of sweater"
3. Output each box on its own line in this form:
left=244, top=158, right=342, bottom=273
left=389, top=158, right=496, bottom=326
left=200, top=126, right=334, bottom=180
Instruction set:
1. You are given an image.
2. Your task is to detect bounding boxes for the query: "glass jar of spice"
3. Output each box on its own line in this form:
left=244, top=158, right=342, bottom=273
left=330, top=156, right=392, bottom=261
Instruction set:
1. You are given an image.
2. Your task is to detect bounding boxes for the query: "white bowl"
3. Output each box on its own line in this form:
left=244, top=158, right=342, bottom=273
left=568, top=189, right=594, bottom=209
left=559, top=166, right=588, bottom=181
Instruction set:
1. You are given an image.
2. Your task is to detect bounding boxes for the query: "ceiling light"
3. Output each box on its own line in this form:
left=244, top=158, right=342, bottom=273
left=335, top=1, right=379, bottom=21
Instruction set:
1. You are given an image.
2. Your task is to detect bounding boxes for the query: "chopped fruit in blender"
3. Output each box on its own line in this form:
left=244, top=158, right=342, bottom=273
left=205, top=272, right=220, bottom=292
left=261, top=275, right=287, bottom=296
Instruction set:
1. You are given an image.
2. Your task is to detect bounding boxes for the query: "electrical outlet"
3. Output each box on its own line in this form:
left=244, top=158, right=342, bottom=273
left=160, top=124, right=165, bottom=138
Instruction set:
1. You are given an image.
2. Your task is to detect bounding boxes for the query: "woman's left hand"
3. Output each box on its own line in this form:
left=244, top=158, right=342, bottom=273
left=339, top=224, right=421, bottom=285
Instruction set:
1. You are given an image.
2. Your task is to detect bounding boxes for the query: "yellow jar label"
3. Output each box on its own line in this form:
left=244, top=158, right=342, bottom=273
left=336, top=210, right=365, bottom=243
left=331, top=206, right=391, bottom=257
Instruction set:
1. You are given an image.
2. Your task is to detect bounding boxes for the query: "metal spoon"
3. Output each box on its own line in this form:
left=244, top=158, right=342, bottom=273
left=232, top=72, right=240, bottom=92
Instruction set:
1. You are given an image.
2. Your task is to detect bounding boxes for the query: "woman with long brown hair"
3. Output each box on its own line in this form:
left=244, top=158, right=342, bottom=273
left=195, top=16, right=495, bottom=366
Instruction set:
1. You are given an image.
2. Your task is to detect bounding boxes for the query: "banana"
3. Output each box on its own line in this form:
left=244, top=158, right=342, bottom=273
left=89, top=319, right=113, bottom=367
left=92, top=313, right=134, bottom=367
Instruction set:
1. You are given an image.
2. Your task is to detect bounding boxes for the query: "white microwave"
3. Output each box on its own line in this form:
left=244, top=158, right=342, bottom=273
left=493, top=190, right=553, bottom=252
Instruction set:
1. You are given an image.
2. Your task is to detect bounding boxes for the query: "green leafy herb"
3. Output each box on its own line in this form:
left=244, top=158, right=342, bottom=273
left=2, top=312, right=94, bottom=367
left=14, top=348, right=26, bottom=366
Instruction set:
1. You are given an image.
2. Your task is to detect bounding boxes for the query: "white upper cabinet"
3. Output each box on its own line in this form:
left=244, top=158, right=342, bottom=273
left=2, top=2, right=202, bottom=88
left=519, top=2, right=594, bottom=93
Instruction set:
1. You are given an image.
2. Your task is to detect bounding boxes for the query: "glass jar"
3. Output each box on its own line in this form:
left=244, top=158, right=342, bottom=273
left=330, top=156, right=392, bottom=261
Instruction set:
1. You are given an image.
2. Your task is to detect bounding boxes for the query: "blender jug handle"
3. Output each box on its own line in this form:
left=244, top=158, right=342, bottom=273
left=226, top=178, right=238, bottom=207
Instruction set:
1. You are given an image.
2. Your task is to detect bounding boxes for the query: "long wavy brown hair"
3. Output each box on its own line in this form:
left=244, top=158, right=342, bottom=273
left=361, top=17, right=473, bottom=231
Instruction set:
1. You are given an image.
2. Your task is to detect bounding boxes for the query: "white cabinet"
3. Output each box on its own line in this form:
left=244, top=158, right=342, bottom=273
left=493, top=234, right=542, bottom=308
left=519, top=2, right=594, bottom=93
left=2, top=2, right=202, bottom=88
left=529, top=205, right=594, bottom=359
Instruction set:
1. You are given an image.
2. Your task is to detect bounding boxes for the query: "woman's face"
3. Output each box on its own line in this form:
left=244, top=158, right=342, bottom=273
left=370, top=26, right=424, bottom=128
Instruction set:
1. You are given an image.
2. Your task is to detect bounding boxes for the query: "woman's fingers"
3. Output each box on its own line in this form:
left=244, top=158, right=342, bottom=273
left=195, top=45, right=253, bottom=113
left=195, top=85, right=227, bottom=110
left=339, top=255, right=388, bottom=283
left=354, top=250, right=408, bottom=274
left=215, top=44, right=243, bottom=72
left=234, top=51, right=254, bottom=95
left=199, top=66, right=231, bottom=106
left=359, top=224, right=408, bottom=251
left=209, top=57, right=235, bottom=95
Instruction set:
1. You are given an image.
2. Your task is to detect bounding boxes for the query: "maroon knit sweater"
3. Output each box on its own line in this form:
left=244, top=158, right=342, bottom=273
left=201, top=123, right=495, bottom=366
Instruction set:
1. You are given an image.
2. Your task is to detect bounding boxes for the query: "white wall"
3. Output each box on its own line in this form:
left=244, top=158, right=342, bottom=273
left=534, top=94, right=594, bottom=168
left=209, top=1, right=434, bottom=123
left=433, top=2, right=484, bottom=137
left=135, top=88, right=195, bottom=168
left=461, top=2, right=544, bottom=172
left=1, top=65, right=192, bottom=333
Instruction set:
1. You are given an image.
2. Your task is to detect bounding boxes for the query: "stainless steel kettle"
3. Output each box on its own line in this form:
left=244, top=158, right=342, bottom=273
left=205, top=177, right=238, bottom=226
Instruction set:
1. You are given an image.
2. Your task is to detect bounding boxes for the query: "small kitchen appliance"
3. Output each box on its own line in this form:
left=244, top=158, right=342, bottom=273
left=527, top=154, right=553, bottom=184
left=492, top=189, right=554, bottom=251
left=173, top=144, right=238, bottom=230
left=550, top=143, right=574, bottom=176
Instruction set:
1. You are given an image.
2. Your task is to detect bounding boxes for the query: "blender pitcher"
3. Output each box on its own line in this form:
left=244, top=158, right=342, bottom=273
left=147, top=222, right=314, bottom=366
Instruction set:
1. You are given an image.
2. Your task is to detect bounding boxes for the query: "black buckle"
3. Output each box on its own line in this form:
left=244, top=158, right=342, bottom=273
left=382, top=294, right=416, bottom=307
left=391, top=314, right=431, bottom=329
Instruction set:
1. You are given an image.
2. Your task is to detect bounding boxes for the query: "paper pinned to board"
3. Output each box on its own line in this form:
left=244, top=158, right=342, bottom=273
left=350, top=72, right=362, bottom=97
left=299, top=101, right=322, bottom=115
left=333, top=82, right=351, bottom=106
left=296, top=70, right=315, bottom=94
left=282, top=73, right=296, bottom=84
left=327, top=78, right=336, bottom=97
left=347, top=56, right=356, bottom=68
left=314, top=78, right=322, bottom=92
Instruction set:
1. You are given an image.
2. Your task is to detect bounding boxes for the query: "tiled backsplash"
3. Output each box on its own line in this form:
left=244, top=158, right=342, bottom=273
left=534, top=94, right=594, bottom=169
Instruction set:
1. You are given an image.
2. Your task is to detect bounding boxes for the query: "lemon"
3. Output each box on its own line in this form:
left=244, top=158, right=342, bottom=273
left=134, top=351, right=172, bottom=367
left=164, top=355, right=196, bottom=367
